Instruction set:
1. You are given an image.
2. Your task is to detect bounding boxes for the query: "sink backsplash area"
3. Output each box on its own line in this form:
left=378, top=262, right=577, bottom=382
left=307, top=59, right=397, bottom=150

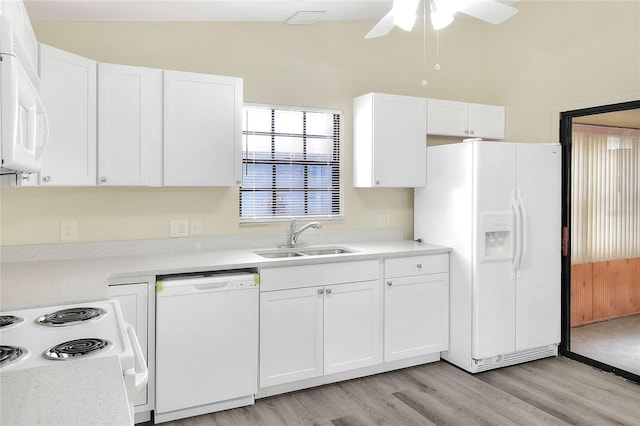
left=1, top=228, right=403, bottom=263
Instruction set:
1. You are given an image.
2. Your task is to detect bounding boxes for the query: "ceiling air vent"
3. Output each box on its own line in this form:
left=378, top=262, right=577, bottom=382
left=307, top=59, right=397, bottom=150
left=286, top=11, right=326, bottom=25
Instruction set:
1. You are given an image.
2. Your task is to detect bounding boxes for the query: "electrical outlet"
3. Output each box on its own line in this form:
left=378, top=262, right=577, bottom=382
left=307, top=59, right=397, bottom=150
left=190, top=218, right=203, bottom=236
left=170, top=219, right=189, bottom=237
left=60, top=220, right=77, bottom=241
left=377, top=213, right=390, bottom=228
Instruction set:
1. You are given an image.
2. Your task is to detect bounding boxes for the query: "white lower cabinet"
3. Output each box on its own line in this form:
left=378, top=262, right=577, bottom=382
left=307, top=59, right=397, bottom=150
left=108, top=278, right=155, bottom=424
left=384, top=254, right=449, bottom=362
left=259, top=260, right=382, bottom=389
left=259, top=286, right=323, bottom=387
left=324, top=280, right=382, bottom=374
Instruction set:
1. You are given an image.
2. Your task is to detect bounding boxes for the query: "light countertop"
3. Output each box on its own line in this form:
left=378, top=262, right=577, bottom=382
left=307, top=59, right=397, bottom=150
left=1, top=240, right=450, bottom=311
left=0, top=356, right=132, bottom=426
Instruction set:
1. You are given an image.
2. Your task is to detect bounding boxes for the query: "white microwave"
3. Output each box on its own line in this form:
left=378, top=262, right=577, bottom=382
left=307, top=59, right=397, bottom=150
left=0, top=15, right=48, bottom=175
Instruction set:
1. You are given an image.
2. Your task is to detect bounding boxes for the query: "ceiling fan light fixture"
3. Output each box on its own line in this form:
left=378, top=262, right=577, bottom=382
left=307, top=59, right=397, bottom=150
left=429, top=0, right=454, bottom=31
left=391, top=0, right=419, bottom=31
left=393, top=12, right=417, bottom=32
left=431, top=10, right=454, bottom=30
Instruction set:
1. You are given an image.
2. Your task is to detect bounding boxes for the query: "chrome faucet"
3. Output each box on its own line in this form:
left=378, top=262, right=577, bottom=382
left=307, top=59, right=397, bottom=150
left=282, top=220, right=322, bottom=248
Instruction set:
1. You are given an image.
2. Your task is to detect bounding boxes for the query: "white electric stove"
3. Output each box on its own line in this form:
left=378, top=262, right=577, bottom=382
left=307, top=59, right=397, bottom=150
left=0, top=300, right=148, bottom=423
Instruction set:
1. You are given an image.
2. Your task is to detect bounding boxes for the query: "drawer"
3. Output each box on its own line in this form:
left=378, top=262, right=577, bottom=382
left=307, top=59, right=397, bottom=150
left=385, top=254, right=448, bottom=278
left=260, top=259, right=380, bottom=292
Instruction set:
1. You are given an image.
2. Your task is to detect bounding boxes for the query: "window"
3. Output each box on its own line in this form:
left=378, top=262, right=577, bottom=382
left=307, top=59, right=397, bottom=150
left=240, top=104, right=342, bottom=222
left=571, top=123, right=640, bottom=263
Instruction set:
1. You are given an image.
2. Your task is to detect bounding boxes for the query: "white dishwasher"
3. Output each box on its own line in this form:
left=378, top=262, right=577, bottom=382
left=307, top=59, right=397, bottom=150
left=154, top=272, right=259, bottom=424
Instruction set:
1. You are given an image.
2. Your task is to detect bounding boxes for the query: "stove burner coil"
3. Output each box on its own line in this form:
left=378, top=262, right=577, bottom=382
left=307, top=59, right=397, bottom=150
left=0, top=315, right=24, bottom=329
left=0, top=345, right=28, bottom=368
left=36, top=307, right=107, bottom=327
left=44, top=338, right=112, bottom=360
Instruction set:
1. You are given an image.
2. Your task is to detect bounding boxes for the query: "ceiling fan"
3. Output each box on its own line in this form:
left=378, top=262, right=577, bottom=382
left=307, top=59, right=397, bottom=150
left=365, top=0, right=518, bottom=39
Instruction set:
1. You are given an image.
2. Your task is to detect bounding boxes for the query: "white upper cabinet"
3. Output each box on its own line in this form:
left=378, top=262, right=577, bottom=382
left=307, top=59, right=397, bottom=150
left=38, top=44, right=97, bottom=186
left=98, top=63, right=162, bottom=186
left=163, top=70, right=243, bottom=186
left=427, top=99, right=505, bottom=139
left=353, top=93, right=427, bottom=188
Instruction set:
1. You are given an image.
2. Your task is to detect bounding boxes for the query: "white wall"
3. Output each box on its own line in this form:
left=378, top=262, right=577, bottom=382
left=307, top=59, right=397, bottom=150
left=1, top=1, right=638, bottom=245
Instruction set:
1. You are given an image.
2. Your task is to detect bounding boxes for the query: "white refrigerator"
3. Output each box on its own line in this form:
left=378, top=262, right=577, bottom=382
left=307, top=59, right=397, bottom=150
left=414, top=141, right=561, bottom=373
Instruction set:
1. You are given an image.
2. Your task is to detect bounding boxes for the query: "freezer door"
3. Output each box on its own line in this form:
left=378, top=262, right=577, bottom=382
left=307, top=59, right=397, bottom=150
left=514, top=143, right=562, bottom=351
left=472, top=142, right=518, bottom=359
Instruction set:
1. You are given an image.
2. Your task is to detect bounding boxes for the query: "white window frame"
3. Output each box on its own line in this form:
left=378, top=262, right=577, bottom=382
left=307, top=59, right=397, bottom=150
left=239, top=103, right=344, bottom=223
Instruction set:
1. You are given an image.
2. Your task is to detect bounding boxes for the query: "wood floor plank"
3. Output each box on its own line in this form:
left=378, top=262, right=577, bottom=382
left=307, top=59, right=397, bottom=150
left=149, top=357, right=639, bottom=426
left=477, top=358, right=640, bottom=425
left=407, top=361, right=570, bottom=426
left=336, top=377, right=436, bottom=426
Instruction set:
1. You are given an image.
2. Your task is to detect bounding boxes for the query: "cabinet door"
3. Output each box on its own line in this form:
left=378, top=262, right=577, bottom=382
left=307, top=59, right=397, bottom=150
left=384, top=273, right=449, bottom=362
left=163, top=70, right=242, bottom=186
left=260, top=287, right=323, bottom=388
left=372, top=94, right=426, bottom=187
left=427, top=99, right=468, bottom=137
left=108, top=283, right=149, bottom=408
left=39, top=44, right=97, bottom=186
left=98, top=63, right=162, bottom=186
left=467, top=103, right=505, bottom=139
left=324, top=280, right=382, bottom=375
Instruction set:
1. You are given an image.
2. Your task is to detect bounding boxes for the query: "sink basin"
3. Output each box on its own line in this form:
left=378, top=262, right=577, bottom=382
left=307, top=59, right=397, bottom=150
left=257, top=251, right=304, bottom=259
left=297, top=248, right=353, bottom=256
left=255, top=246, right=354, bottom=259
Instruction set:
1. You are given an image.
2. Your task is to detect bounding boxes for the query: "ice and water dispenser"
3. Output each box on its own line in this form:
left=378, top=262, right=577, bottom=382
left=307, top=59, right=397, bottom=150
left=480, top=213, right=513, bottom=260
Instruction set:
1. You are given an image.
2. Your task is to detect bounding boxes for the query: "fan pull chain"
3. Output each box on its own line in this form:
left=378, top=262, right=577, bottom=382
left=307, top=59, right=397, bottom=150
left=435, top=30, right=441, bottom=71
left=421, top=0, right=428, bottom=86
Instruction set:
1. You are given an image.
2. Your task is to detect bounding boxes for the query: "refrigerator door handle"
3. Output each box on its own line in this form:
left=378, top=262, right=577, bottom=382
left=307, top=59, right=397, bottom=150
left=516, top=191, right=527, bottom=275
left=511, top=194, right=522, bottom=279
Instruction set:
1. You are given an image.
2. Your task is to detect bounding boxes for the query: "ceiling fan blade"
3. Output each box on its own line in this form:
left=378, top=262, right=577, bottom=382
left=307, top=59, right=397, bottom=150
left=458, top=0, right=518, bottom=25
left=364, top=9, right=396, bottom=39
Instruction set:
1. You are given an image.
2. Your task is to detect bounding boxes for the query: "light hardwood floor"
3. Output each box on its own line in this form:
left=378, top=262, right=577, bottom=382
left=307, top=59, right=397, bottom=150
left=152, top=357, right=640, bottom=426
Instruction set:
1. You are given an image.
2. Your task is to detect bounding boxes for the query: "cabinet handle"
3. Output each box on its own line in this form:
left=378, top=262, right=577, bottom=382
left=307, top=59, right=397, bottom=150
left=417, top=264, right=422, bottom=269
left=464, top=130, right=469, bottom=134
left=100, top=177, right=107, bottom=183
left=317, top=289, right=324, bottom=295
left=375, top=180, right=381, bottom=185
left=326, top=288, right=332, bottom=295
left=470, top=130, right=475, bottom=135
left=42, top=176, right=51, bottom=183
left=387, top=281, right=392, bottom=287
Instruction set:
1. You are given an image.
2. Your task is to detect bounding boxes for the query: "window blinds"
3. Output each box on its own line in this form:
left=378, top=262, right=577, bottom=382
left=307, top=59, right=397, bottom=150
left=571, top=124, right=640, bottom=263
left=240, top=105, right=342, bottom=222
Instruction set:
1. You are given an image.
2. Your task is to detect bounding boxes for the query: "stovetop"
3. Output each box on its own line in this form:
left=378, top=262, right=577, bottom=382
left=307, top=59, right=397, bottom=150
left=0, top=300, right=133, bottom=372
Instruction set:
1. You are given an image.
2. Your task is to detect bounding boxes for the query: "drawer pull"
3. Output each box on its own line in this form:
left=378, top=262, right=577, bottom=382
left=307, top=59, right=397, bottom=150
left=387, top=281, right=393, bottom=287
left=417, top=264, right=422, bottom=269
left=326, top=288, right=332, bottom=295
left=318, top=289, right=324, bottom=295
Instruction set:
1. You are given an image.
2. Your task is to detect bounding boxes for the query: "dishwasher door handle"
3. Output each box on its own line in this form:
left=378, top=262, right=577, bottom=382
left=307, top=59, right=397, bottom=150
left=194, top=282, right=228, bottom=292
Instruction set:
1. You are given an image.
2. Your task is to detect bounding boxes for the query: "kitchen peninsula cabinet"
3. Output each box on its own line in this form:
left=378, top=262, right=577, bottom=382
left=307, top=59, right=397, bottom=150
left=259, top=260, right=381, bottom=388
left=427, top=98, right=505, bottom=139
left=384, top=254, right=449, bottom=362
left=163, top=70, right=243, bottom=186
left=353, top=92, right=427, bottom=188
left=38, top=44, right=97, bottom=186
left=98, top=63, right=162, bottom=186
left=108, top=277, right=155, bottom=423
